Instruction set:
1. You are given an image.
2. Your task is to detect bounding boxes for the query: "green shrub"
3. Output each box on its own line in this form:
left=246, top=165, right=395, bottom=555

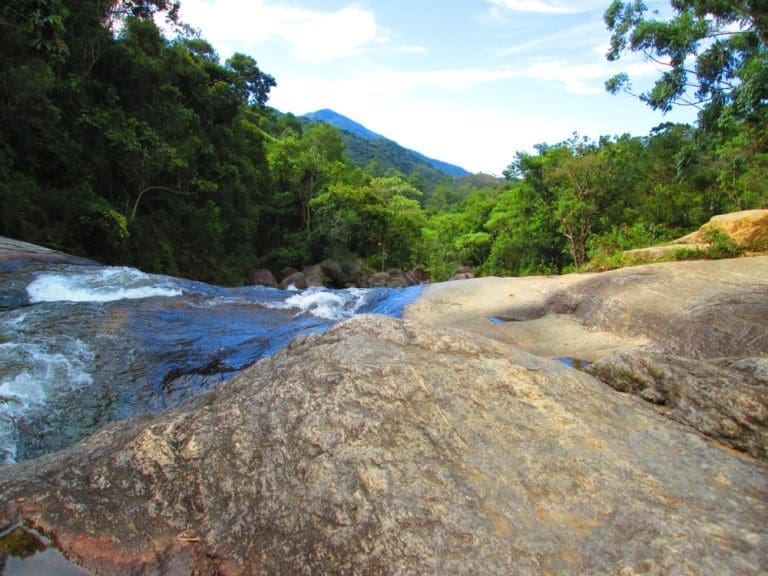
left=700, top=227, right=744, bottom=258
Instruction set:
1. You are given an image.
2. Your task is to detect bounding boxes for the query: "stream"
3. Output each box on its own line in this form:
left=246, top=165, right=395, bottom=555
left=0, top=259, right=423, bottom=464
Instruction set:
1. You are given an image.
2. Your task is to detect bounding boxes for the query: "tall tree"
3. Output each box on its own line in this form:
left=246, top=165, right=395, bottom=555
left=604, top=0, right=767, bottom=124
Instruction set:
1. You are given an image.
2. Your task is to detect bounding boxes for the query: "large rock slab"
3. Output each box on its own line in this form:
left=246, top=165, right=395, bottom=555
left=0, top=236, right=95, bottom=267
left=1, top=316, right=767, bottom=574
left=406, top=257, right=768, bottom=460
left=406, top=256, right=768, bottom=360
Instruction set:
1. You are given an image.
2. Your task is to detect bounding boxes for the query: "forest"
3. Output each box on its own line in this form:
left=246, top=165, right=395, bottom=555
left=1, top=0, right=766, bottom=284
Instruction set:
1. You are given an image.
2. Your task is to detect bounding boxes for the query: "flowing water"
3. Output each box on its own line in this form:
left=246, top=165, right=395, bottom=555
left=0, top=260, right=423, bottom=465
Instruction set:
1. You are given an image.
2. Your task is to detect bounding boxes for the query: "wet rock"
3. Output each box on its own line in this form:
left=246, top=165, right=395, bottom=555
left=319, top=258, right=347, bottom=287
left=384, top=274, right=410, bottom=288
left=1, top=316, right=766, bottom=574
left=0, top=236, right=96, bottom=267
left=367, top=271, right=390, bottom=287
left=247, top=268, right=278, bottom=288
left=278, top=266, right=298, bottom=282
left=280, top=271, right=308, bottom=290
left=302, top=264, right=330, bottom=287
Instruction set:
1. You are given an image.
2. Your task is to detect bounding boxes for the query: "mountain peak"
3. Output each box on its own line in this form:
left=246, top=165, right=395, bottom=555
left=305, top=109, right=384, bottom=141
left=303, top=109, right=470, bottom=178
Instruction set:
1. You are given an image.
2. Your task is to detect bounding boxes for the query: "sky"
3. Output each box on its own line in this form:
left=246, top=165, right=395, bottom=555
left=172, top=0, right=697, bottom=175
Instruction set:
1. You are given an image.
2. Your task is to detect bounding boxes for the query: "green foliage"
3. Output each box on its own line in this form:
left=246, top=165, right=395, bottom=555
left=589, top=223, right=669, bottom=257
left=0, top=3, right=278, bottom=283
left=334, top=128, right=454, bottom=194
left=0, top=0, right=762, bottom=285
left=79, top=199, right=130, bottom=258
left=700, top=226, right=745, bottom=258
left=605, top=1, right=767, bottom=115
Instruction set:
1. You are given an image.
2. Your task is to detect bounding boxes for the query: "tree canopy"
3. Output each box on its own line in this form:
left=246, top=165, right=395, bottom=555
left=0, top=0, right=765, bottom=285
left=605, top=0, right=767, bottom=126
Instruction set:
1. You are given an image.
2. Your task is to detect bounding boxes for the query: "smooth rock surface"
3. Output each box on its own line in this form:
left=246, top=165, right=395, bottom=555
left=0, top=236, right=96, bottom=266
left=1, top=315, right=767, bottom=574
left=406, top=256, right=768, bottom=360
left=406, top=256, right=768, bottom=460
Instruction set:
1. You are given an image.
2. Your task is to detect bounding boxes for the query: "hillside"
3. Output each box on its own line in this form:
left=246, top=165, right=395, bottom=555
left=303, top=109, right=471, bottom=181
left=305, top=109, right=385, bottom=141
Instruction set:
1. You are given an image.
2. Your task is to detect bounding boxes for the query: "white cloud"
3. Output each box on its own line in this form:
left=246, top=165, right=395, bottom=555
left=498, top=22, right=605, bottom=56
left=178, top=1, right=383, bottom=62
left=306, top=55, right=658, bottom=98
left=487, top=0, right=603, bottom=14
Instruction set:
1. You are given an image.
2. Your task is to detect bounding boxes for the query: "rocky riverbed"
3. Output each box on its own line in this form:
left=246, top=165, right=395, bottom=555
left=1, top=239, right=767, bottom=574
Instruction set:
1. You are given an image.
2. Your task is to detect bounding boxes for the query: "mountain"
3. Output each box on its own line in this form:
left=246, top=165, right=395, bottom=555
left=305, top=109, right=385, bottom=141
left=303, top=109, right=471, bottom=180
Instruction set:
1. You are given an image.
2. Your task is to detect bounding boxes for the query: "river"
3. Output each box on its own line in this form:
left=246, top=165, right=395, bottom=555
left=0, top=259, right=423, bottom=465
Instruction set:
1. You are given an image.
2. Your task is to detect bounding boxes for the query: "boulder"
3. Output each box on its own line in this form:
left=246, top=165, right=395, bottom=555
left=406, top=266, right=431, bottom=284
left=1, top=316, right=767, bottom=574
left=247, top=268, right=278, bottom=288
left=280, top=271, right=308, bottom=290
left=319, top=259, right=348, bottom=287
left=302, top=264, right=330, bottom=287
left=704, top=209, right=768, bottom=247
left=671, top=209, right=768, bottom=248
left=278, top=266, right=298, bottom=282
left=450, top=266, right=475, bottom=280
left=385, top=274, right=410, bottom=288
left=380, top=269, right=412, bottom=288
left=367, top=271, right=390, bottom=287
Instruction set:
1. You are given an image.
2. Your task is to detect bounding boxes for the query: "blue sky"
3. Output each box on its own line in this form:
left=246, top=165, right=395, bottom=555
left=174, top=0, right=697, bottom=175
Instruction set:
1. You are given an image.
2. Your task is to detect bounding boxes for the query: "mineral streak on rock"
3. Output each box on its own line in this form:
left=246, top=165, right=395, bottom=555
left=1, top=316, right=766, bottom=574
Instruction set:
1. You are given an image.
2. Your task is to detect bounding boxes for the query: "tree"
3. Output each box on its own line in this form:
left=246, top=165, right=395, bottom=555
left=544, top=149, right=603, bottom=268
left=226, top=52, right=275, bottom=107
left=604, top=0, right=767, bottom=123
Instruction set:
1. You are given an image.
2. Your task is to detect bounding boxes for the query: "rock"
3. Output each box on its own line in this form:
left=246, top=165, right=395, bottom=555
left=406, top=256, right=768, bottom=460
left=0, top=235, right=96, bottom=267
left=302, top=264, right=330, bottom=287
left=586, top=353, right=768, bottom=459
left=247, top=268, right=278, bottom=288
left=385, top=274, right=410, bottom=288
left=670, top=209, right=768, bottom=248
left=1, top=315, right=767, bottom=574
left=705, top=209, right=768, bottom=247
left=406, top=266, right=430, bottom=284
left=450, top=266, right=475, bottom=280
left=409, top=257, right=768, bottom=360
left=280, top=271, right=308, bottom=290
left=278, top=266, right=298, bottom=282
left=622, top=210, right=768, bottom=260
left=319, top=258, right=347, bottom=287
left=367, top=271, right=390, bottom=287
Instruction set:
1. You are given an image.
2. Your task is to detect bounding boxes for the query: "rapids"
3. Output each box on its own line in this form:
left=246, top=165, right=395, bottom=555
left=0, top=260, right=423, bottom=464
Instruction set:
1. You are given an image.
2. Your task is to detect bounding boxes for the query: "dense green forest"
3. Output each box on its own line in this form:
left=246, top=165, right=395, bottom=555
left=1, top=0, right=765, bottom=284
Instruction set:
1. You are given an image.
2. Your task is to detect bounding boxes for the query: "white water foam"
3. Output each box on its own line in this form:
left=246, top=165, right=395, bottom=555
left=27, top=267, right=182, bottom=303
left=266, top=287, right=371, bottom=320
left=0, top=338, right=94, bottom=464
